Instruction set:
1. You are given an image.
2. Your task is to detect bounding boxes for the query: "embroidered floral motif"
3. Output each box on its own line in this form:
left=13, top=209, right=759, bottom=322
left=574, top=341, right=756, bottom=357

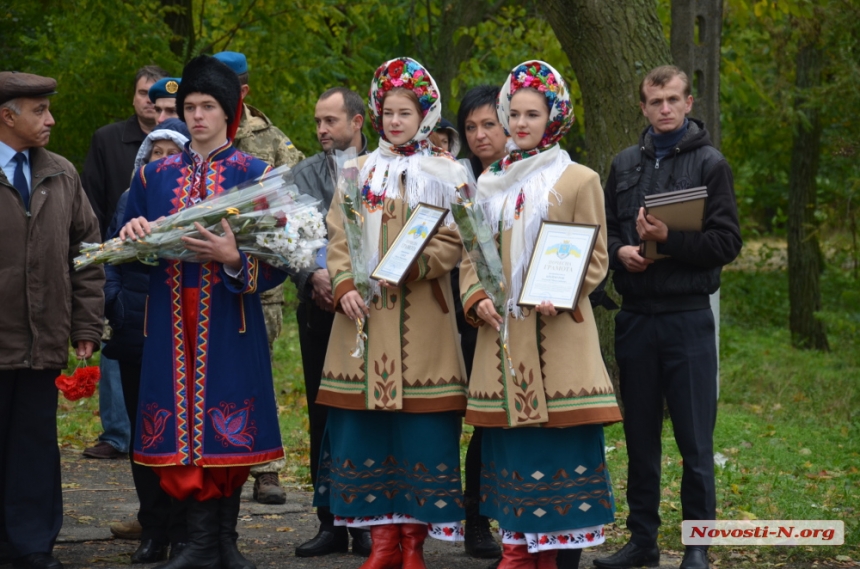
left=513, top=190, right=526, bottom=220
left=370, top=58, right=439, bottom=136
left=141, top=403, right=172, bottom=449
left=360, top=166, right=385, bottom=212
left=333, top=513, right=464, bottom=542
left=372, top=353, right=398, bottom=410
left=208, top=400, right=257, bottom=450
left=512, top=363, right=543, bottom=423
left=500, top=525, right=605, bottom=553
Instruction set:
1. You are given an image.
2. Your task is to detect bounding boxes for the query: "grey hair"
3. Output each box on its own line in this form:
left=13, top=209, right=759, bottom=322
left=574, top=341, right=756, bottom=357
left=0, top=99, right=21, bottom=115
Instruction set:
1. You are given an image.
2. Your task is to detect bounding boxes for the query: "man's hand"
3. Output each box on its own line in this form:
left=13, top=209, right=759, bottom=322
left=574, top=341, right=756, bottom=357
left=637, top=207, right=668, bottom=243
left=75, top=340, right=96, bottom=360
left=617, top=245, right=654, bottom=273
left=119, top=216, right=153, bottom=241
left=476, top=299, right=504, bottom=331
left=310, top=269, right=334, bottom=312
left=182, top=219, right=242, bottom=270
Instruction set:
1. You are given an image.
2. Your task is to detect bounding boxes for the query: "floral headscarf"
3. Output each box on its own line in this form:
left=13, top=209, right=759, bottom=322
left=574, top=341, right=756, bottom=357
left=497, top=60, right=573, bottom=152
left=368, top=57, right=442, bottom=148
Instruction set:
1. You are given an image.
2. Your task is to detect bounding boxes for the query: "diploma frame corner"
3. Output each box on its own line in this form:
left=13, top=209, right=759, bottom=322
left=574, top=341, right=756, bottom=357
left=517, top=221, right=600, bottom=312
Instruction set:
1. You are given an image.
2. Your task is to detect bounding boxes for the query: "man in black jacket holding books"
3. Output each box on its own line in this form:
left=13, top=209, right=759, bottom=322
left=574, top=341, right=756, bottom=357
left=595, top=65, right=742, bottom=569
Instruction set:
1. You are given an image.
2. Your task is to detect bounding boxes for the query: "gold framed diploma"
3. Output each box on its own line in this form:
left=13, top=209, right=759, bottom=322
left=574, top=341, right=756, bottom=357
left=518, top=221, right=599, bottom=311
left=371, top=203, right=449, bottom=286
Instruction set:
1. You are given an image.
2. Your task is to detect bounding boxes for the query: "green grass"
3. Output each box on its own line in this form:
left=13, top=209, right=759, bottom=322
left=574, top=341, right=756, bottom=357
left=57, top=267, right=860, bottom=566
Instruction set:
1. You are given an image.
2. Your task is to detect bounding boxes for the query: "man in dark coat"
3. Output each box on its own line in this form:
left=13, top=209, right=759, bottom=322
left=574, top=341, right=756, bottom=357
left=291, top=87, right=372, bottom=558
left=594, top=65, right=742, bottom=569
left=81, top=65, right=168, bottom=238
left=0, top=70, right=104, bottom=569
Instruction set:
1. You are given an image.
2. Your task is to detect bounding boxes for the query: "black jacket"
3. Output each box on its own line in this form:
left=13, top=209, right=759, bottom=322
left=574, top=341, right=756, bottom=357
left=605, top=118, right=742, bottom=313
left=101, top=191, right=149, bottom=363
left=81, top=115, right=147, bottom=239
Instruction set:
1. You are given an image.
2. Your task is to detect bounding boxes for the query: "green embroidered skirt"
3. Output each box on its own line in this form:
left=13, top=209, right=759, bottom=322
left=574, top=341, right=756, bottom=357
left=481, top=424, right=615, bottom=533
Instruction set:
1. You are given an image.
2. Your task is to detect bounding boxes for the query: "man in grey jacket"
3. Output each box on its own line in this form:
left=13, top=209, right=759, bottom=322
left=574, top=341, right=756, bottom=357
left=291, top=87, right=372, bottom=558
left=0, top=71, right=104, bottom=569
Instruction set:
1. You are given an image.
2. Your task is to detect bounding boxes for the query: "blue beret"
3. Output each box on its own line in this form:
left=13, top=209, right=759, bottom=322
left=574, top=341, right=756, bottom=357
left=148, top=77, right=181, bottom=102
left=213, top=51, right=248, bottom=75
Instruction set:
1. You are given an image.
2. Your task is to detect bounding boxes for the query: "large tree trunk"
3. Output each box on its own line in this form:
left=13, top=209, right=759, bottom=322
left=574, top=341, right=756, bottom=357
left=787, top=44, right=829, bottom=351
left=539, top=0, right=672, bottom=407
left=161, top=0, right=195, bottom=61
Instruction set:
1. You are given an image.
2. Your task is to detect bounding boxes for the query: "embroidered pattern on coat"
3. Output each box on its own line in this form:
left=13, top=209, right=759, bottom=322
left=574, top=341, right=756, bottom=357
left=191, top=263, right=215, bottom=462
left=208, top=400, right=257, bottom=450
left=141, top=403, right=172, bottom=450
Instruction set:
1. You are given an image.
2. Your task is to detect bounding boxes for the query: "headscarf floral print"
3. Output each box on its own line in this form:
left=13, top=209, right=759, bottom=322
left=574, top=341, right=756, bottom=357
left=496, top=60, right=573, bottom=150
left=369, top=57, right=442, bottom=145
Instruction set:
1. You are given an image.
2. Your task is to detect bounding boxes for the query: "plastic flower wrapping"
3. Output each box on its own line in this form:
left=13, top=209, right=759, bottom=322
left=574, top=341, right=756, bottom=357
left=450, top=182, right=517, bottom=379
left=332, top=147, right=371, bottom=358
left=73, top=165, right=326, bottom=272
left=56, top=361, right=100, bottom=401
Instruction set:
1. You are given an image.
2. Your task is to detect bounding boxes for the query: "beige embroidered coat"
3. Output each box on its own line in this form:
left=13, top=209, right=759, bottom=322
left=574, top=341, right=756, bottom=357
left=317, top=157, right=468, bottom=413
left=461, top=163, right=622, bottom=428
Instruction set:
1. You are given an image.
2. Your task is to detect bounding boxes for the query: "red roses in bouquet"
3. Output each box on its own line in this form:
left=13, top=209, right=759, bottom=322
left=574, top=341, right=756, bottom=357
left=55, top=362, right=101, bottom=401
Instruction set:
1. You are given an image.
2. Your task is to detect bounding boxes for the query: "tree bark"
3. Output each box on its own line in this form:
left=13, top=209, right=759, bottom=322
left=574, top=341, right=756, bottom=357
left=161, top=0, right=195, bottom=61
left=787, top=44, right=829, bottom=351
left=539, top=0, right=672, bottom=407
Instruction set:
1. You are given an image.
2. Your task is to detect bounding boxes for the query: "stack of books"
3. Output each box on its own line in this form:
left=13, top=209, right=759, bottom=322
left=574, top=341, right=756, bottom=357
left=639, top=186, right=708, bottom=260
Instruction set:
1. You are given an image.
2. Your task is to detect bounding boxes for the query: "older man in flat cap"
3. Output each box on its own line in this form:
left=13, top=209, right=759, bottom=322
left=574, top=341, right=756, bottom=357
left=0, top=71, right=104, bottom=569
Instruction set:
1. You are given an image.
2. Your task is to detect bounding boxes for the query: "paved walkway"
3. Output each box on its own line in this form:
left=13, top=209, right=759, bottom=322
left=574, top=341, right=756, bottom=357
left=53, top=449, right=692, bottom=569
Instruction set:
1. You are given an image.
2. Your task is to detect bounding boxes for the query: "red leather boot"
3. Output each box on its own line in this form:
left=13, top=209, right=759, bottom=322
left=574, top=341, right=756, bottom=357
left=499, top=543, right=537, bottom=569
left=536, top=549, right=558, bottom=569
left=359, top=524, right=402, bottom=569
left=401, top=523, right=429, bottom=569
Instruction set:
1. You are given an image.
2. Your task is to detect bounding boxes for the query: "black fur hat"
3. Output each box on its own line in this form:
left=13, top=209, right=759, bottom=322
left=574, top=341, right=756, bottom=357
left=176, top=55, right=241, bottom=131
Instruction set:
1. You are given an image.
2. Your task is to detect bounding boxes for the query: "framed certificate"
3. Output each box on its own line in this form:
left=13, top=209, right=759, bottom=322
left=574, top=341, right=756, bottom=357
left=518, top=221, right=599, bottom=311
left=371, top=203, right=449, bottom=286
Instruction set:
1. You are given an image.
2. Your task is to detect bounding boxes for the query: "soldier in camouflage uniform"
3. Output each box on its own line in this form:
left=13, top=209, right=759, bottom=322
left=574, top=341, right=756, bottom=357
left=214, top=51, right=305, bottom=505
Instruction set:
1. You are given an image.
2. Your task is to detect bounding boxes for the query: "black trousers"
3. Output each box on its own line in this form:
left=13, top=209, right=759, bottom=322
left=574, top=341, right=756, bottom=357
left=615, top=308, right=717, bottom=547
left=296, top=301, right=336, bottom=527
left=119, top=362, right=186, bottom=543
left=458, top=321, right=485, bottom=510
left=0, top=369, right=63, bottom=557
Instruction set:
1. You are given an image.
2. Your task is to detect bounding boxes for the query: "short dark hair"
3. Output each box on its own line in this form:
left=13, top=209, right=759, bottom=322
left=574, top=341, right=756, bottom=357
left=236, top=71, right=249, bottom=86
left=457, top=85, right=500, bottom=155
left=134, top=65, right=169, bottom=91
left=639, top=65, right=691, bottom=103
left=319, top=87, right=365, bottom=121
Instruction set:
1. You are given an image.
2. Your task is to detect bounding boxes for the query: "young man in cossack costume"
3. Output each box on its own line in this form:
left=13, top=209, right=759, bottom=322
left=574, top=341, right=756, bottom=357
left=120, top=55, right=286, bottom=569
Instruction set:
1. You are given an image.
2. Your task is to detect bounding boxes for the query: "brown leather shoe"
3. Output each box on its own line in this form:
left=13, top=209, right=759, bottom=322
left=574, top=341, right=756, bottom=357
left=109, top=518, right=143, bottom=540
left=252, top=472, right=286, bottom=505
left=82, top=441, right=125, bottom=459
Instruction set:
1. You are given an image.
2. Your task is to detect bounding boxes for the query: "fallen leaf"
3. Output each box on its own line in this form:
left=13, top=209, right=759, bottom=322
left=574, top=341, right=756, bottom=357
left=798, top=448, right=812, bottom=455
left=276, top=527, right=295, bottom=532
left=61, top=483, right=80, bottom=489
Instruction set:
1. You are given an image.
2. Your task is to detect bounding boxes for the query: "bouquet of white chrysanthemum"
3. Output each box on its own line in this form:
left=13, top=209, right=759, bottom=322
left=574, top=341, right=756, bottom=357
left=74, top=165, right=326, bottom=272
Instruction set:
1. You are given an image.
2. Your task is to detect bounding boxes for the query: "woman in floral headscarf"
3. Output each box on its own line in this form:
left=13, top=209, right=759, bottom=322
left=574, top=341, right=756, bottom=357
left=460, top=61, right=623, bottom=569
left=313, top=57, right=469, bottom=569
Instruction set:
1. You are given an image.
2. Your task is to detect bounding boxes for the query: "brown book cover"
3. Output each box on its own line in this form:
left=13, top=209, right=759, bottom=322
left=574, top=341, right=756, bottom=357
left=639, top=192, right=707, bottom=260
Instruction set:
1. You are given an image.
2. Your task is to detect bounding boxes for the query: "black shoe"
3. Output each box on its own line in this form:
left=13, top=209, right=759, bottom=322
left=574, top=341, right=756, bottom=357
left=350, top=528, right=372, bottom=556
left=557, top=548, right=582, bottom=569
left=131, top=539, right=168, bottom=564
left=168, top=543, right=186, bottom=561
left=295, top=527, right=348, bottom=557
left=592, top=541, right=659, bottom=569
left=464, top=515, right=501, bottom=559
left=679, top=547, right=709, bottom=569
left=12, top=553, right=63, bottom=569
left=153, top=500, right=220, bottom=569
left=218, top=491, right=256, bottom=569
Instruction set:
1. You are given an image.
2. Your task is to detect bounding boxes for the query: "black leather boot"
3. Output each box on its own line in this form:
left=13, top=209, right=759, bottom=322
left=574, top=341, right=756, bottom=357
left=218, top=490, right=255, bottom=569
left=593, top=541, right=659, bottom=569
left=153, top=500, right=220, bottom=569
left=464, top=497, right=501, bottom=559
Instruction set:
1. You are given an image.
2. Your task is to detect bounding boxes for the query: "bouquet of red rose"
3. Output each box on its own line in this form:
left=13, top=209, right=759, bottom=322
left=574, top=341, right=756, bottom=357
left=55, top=361, right=101, bottom=401
left=73, top=165, right=326, bottom=272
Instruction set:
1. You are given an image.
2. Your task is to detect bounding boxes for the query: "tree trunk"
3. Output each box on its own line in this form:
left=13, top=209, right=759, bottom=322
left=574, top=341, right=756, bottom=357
left=161, top=0, right=195, bottom=61
left=539, top=0, right=672, bottom=408
left=787, top=44, right=829, bottom=351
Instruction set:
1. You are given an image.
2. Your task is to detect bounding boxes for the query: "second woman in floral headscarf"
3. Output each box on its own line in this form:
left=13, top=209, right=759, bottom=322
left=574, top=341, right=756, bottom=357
left=313, top=57, right=469, bottom=569
left=461, top=61, right=623, bottom=569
